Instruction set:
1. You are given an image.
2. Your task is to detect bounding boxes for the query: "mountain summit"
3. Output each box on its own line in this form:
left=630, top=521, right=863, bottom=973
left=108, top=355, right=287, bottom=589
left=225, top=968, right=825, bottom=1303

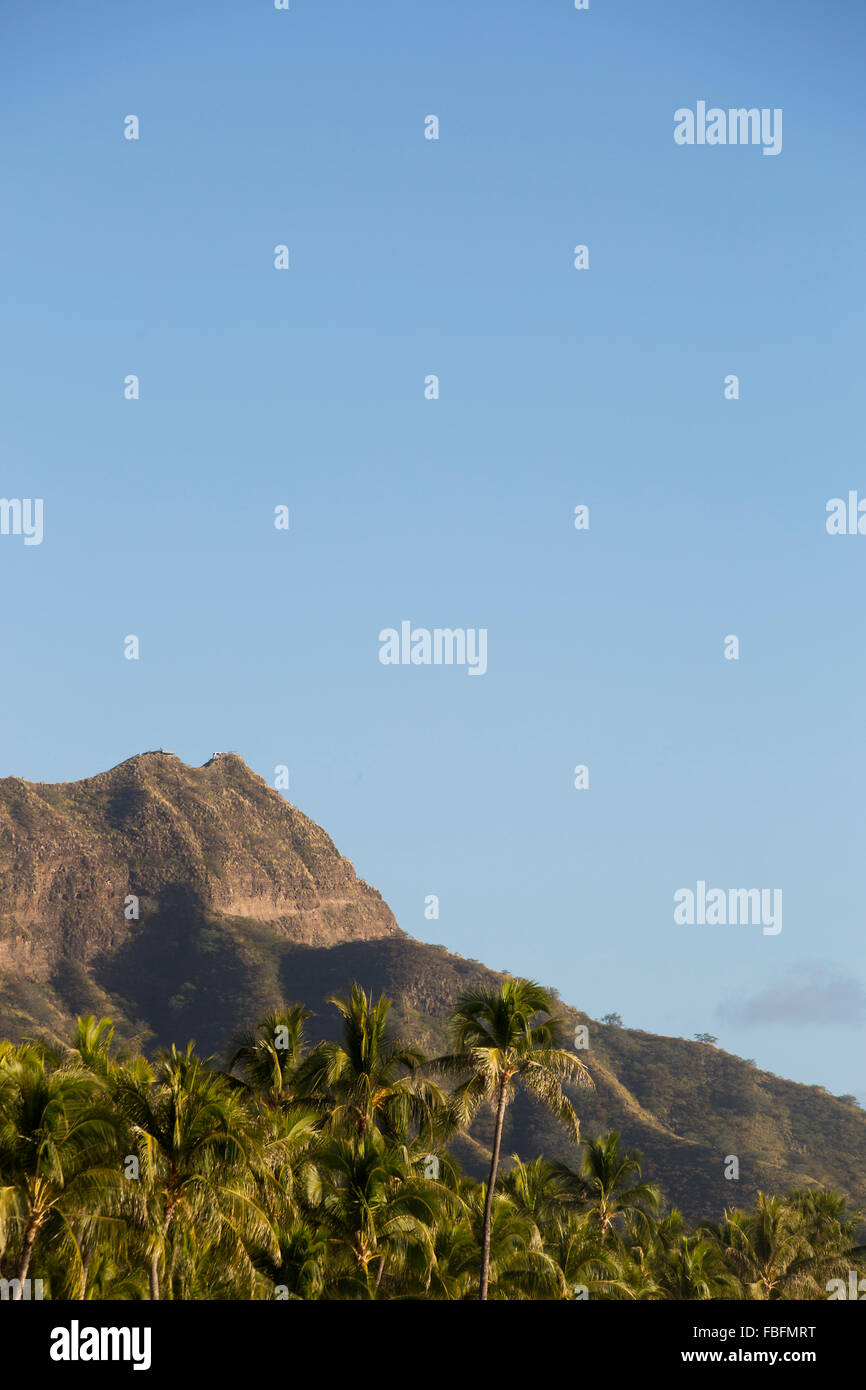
left=1, top=751, right=864, bottom=1223
left=0, top=750, right=401, bottom=974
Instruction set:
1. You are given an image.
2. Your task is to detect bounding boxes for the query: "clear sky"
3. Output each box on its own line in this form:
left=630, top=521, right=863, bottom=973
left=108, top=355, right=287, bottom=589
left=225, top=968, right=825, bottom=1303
left=2, top=1, right=865, bottom=1102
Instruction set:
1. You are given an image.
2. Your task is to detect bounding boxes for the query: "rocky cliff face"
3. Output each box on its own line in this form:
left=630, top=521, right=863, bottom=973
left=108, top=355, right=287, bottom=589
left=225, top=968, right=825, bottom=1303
left=0, top=751, right=401, bottom=982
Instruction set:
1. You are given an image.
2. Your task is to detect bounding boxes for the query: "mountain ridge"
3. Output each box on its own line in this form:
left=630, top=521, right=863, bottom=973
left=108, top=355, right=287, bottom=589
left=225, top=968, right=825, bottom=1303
left=0, top=750, right=401, bottom=981
left=0, top=750, right=864, bottom=1224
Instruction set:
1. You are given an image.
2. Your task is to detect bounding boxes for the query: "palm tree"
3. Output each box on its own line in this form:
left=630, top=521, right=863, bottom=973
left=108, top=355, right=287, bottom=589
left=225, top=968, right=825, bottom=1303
left=426, top=1213, right=478, bottom=1300
left=460, top=1180, right=565, bottom=1300
left=547, top=1210, right=636, bottom=1299
left=227, top=1004, right=313, bottom=1108
left=242, top=1099, right=324, bottom=1298
left=112, top=1043, right=273, bottom=1299
left=308, top=1133, right=447, bottom=1298
left=705, top=1190, right=865, bottom=1300
left=501, top=1154, right=583, bottom=1231
left=25, top=1015, right=117, bottom=1077
left=0, top=1046, right=121, bottom=1298
left=439, top=978, right=593, bottom=1300
left=292, top=984, right=446, bottom=1149
left=705, top=1195, right=804, bottom=1300
left=79, top=1246, right=148, bottom=1300
left=780, top=1188, right=866, bottom=1297
left=579, top=1131, right=661, bottom=1238
left=655, top=1233, right=742, bottom=1300
left=249, top=1217, right=329, bottom=1300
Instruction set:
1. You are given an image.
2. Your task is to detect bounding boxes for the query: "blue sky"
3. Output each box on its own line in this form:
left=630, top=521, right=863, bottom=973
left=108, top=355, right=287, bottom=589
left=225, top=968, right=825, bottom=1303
left=2, top=1, right=865, bottom=1102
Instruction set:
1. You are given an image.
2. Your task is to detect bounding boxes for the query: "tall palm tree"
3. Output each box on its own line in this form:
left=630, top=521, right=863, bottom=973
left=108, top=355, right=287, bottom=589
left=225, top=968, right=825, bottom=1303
left=439, top=978, right=593, bottom=1300
left=0, top=1046, right=121, bottom=1298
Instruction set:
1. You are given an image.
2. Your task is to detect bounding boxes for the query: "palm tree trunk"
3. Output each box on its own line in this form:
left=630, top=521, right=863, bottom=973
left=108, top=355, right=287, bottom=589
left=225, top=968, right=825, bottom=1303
left=151, top=1203, right=176, bottom=1301
left=479, top=1077, right=509, bottom=1301
left=13, top=1215, right=40, bottom=1299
